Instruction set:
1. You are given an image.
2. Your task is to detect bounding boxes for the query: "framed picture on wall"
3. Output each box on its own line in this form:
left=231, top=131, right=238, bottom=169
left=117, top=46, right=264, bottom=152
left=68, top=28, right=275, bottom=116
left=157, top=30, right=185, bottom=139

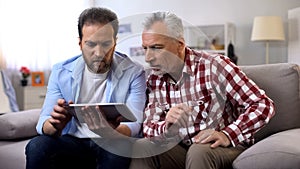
left=130, top=46, right=145, bottom=56
left=118, top=23, right=132, bottom=34
left=31, top=71, right=45, bottom=86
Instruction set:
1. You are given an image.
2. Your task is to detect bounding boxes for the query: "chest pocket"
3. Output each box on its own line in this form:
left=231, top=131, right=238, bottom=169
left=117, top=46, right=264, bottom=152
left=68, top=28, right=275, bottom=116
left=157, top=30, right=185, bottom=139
left=188, top=95, right=212, bottom=121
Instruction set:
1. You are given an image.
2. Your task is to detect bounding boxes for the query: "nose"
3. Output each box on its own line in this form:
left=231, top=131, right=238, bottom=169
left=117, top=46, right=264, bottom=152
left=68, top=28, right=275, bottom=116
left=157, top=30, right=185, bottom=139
left=94, top=45, right=106, bottom=57
left=144, top=49, right=154, bottom=63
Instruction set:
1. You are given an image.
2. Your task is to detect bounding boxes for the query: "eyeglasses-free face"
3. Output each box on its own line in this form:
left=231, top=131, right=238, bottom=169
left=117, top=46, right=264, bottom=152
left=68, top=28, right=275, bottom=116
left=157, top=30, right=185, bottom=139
left=80, top=23, right=116, bottom=74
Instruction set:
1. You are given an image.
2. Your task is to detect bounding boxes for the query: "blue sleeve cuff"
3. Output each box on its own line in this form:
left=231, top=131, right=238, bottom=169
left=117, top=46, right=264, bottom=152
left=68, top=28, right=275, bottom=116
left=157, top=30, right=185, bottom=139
left=121, top=122, right=142, bottom=137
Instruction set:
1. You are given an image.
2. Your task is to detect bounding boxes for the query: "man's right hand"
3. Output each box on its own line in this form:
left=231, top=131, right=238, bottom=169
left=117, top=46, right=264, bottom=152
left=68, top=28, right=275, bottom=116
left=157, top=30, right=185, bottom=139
left=42, top=99, right=73, bottom=136
left=165, top=103, right=192, bottom=129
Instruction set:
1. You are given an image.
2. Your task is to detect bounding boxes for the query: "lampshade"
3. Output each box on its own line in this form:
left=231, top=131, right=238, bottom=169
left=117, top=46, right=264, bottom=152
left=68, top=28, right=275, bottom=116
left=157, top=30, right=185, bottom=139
left=251, top=16, right=285, bottom=41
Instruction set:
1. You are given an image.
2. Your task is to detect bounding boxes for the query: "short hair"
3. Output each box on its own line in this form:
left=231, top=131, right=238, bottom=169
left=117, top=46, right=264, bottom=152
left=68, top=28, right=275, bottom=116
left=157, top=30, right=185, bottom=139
left=143, top=11, right=184, bottom=40
left=78, top=7, right=119, bottom=41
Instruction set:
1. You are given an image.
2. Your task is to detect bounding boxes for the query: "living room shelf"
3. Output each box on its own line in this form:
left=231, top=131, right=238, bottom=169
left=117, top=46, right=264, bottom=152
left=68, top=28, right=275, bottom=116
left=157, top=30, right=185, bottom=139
left=15, top=86, right=47, bottom=110
left=184, top=23, right=235, bottom=56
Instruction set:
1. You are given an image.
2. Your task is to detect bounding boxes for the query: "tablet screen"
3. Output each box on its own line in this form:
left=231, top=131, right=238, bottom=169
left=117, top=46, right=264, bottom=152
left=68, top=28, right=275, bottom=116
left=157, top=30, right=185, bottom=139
left=68, top=103, right=137, bottom=123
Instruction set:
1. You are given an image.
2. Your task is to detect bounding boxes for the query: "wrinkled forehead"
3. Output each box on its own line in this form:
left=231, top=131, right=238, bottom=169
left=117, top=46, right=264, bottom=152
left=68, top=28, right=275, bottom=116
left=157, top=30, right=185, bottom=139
left=142, top=31, right=170, bottom=40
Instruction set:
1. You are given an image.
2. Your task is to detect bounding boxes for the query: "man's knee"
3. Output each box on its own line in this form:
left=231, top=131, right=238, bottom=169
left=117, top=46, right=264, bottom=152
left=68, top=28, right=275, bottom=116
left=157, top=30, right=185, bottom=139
left=186, top=143, right=216, bottom=164
left=25, top=135, right=54, bottom=155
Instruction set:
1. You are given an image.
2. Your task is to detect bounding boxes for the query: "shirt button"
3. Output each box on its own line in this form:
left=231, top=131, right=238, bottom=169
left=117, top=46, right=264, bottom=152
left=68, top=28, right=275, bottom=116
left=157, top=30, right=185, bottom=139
left=198, top=101, right=204, bottom=105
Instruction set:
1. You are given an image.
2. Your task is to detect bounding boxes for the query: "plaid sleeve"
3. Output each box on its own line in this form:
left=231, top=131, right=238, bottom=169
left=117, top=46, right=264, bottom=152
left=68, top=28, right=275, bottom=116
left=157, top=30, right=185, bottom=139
left=143, top=99, right=168, bottom=138
left=211, top=55, right=275, bottom=146
left=143, top=77, right=167, bottom=138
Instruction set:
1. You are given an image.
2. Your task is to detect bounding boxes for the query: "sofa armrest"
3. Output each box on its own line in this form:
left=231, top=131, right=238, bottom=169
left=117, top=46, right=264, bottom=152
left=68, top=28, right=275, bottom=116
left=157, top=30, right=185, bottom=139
left=233, top=128, right=300, bottom=169
left=240, top=63, right=300, bottom=141
left=0, top=109, right=40, bottom=140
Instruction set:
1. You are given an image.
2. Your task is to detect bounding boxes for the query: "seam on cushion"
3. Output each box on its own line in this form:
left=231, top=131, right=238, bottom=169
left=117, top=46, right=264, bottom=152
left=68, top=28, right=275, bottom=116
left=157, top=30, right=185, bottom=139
left=7, top=120, right=17, bottom=138
left=0, top=119, right=15, bottom=139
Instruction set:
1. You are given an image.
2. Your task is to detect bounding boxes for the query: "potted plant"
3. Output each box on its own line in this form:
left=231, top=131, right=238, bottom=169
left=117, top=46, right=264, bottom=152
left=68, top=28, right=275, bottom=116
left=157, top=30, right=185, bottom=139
left=20, top=66, right=30, bottom=86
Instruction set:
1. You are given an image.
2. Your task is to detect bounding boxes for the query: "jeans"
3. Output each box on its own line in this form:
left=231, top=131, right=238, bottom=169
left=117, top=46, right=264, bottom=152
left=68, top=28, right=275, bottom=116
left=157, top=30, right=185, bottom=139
left=25, top=135, right=131, bottom=169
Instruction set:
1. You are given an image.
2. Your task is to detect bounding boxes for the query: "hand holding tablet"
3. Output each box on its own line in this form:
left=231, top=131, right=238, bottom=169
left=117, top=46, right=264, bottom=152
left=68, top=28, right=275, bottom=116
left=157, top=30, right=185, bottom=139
left=68, top=103, right=137, bottom=129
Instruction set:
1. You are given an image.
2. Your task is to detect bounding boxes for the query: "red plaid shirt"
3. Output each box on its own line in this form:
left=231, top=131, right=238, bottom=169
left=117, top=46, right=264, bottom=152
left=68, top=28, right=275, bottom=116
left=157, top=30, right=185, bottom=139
left=143, top=47, right=275, bottom=146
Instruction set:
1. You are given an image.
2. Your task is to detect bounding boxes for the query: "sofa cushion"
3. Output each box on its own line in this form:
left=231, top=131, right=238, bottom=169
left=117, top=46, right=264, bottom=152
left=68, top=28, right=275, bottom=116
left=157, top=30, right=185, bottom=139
left=0, top=140, right=30, bottom=169
left=0, top=109, right=40, bottom=140
left=233, top=128, right=300, bottom=169
left=240, top=63, right=300, bottom=142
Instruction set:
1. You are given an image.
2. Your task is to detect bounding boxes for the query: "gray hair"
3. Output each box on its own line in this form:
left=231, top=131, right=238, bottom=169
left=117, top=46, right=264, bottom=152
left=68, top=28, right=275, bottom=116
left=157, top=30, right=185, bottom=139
left=143, top=11, right=184, bottom=40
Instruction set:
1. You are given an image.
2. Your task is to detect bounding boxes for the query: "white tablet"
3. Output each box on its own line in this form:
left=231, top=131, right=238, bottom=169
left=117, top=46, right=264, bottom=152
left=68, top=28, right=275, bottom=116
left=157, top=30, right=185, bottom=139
left=68, top=103, right=137, bottom=123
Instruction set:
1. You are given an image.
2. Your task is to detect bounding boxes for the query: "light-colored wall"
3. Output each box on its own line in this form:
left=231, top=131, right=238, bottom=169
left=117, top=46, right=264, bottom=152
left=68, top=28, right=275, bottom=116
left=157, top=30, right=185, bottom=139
left=97, top=0, right=300, bottom=65
left=288, top=7, right=300, bottom=65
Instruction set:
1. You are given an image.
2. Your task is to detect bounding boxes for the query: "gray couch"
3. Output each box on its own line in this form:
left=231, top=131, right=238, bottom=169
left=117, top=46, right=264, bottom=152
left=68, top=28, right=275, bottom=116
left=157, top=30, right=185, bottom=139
left=233, top=63, right=300, bottom=169
left=0, top=63, right=299, bottom=169
left=0, top=109, right=40, bottom=169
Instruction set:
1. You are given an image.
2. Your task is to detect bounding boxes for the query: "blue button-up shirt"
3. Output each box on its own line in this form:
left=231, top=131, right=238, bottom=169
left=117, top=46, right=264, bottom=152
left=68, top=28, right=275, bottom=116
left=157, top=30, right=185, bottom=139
left=36, top=52, right=146, bottom=138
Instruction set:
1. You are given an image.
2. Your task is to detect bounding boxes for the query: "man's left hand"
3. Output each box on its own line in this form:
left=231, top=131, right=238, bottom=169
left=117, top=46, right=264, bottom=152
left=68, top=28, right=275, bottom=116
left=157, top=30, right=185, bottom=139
left=193, top=129, right=231, bottom=148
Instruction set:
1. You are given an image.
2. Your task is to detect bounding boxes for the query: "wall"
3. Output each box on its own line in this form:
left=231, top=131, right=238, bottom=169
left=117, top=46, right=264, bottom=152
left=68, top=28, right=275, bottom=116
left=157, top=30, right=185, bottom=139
left=97, top=0, right=300, bottom=65
left=288, top=7, right=300, bottom=65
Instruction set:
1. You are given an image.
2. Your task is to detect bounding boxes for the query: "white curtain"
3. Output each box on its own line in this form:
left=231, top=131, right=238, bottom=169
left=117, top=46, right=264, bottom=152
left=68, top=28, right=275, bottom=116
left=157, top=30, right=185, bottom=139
left=0, top=0, right=91, bottom=72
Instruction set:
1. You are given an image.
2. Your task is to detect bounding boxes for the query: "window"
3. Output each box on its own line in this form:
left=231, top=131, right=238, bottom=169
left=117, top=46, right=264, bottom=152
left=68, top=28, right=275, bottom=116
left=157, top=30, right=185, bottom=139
left=0, top=0, right=90, bottom=71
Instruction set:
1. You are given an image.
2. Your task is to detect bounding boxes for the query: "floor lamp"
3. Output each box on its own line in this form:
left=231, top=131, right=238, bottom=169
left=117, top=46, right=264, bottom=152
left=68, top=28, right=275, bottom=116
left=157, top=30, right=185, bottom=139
left=251, top=16, right=285, bottom=64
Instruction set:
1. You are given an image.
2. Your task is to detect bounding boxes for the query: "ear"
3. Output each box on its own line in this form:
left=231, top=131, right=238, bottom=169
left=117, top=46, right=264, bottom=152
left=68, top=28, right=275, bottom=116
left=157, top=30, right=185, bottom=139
left=113, top=36, right=118, bottom=48
left=78, top=37, right=82, bottom=50
left=177, top=37, right=185, bottom=53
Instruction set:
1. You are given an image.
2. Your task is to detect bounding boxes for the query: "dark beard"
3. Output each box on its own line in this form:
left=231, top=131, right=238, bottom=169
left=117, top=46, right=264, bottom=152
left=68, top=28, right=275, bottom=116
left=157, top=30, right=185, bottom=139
left=96, top=62, right=110, bottom=73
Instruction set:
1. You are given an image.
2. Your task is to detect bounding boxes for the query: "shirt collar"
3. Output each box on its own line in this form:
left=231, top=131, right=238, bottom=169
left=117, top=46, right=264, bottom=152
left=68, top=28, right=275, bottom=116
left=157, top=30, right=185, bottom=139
left=162, top=47, right=196, bottom=85
left=182, top=47, right=196, bottom=77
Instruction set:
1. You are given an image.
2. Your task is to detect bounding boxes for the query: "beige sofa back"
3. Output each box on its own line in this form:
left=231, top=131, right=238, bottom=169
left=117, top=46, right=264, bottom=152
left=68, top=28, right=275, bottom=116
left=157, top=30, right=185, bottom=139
left=240, top=63, right=300, bottom=142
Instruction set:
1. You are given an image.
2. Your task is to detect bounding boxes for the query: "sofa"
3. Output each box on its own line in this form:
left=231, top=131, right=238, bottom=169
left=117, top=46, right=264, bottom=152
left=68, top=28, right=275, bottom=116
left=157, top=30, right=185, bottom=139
left=233, top=63, right=300, bottom=169
left=0, top=109, right=40, bottom=169
left=0, top=63, right=299, bottom=169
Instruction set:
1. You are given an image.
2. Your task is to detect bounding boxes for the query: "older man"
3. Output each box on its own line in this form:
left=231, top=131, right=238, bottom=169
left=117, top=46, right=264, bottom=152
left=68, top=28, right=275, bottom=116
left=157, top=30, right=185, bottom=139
left=130, top=11, right=274, bottom=169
